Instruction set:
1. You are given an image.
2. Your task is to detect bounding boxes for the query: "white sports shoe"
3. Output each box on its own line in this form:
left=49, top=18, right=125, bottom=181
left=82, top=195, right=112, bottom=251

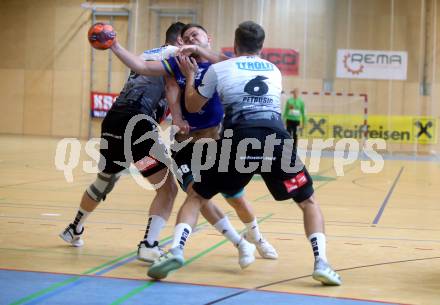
left=59, top=224, right=84, bottom=247
left=312, top=258, right=342, bottom=286
left=137, top=240, right=163, bottom=264
left=244, top=234, right=278, bottom=259
left=237, top=238, right=256, bottom=269
left=147, top=248, right=185, bottom=280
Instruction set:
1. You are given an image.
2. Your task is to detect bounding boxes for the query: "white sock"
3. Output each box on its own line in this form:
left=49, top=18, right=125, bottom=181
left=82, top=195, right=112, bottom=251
left=244, top=218, right=261, bottom=241
left=308, top=232, right=327, bottom=262
left=143, top=215, right=166, bottom=245
left=171, top=223, right=192, bottom=250
left=213, top=216, right=242, bottom=246
left=73, top=207, right=90, bottom=233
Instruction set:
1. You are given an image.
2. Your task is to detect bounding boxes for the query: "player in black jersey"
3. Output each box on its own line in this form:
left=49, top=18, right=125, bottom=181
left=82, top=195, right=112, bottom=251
left=59, top=22, right=185, bottom=264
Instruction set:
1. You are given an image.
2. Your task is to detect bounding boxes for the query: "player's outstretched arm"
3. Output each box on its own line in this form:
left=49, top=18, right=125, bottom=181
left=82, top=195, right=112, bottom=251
left=178, top=45, right=230, bottom=63
left=176, top=55, right=209, bottom=113
left=110, top=40, right=166, bottom=76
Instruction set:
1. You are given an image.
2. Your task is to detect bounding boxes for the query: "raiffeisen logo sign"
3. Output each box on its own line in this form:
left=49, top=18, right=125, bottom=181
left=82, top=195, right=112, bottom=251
left=336, top=49, right=407, bottom=80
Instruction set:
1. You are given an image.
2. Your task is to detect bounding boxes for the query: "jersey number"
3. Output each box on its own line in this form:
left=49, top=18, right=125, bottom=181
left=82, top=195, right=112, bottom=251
left=244, top=76, right=269, bottom=96
left=176, top=164, right=190, bottom=176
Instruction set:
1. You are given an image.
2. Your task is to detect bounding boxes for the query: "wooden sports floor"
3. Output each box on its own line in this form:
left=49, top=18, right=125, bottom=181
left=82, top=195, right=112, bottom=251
left=1, top=135, right=439, bottom=305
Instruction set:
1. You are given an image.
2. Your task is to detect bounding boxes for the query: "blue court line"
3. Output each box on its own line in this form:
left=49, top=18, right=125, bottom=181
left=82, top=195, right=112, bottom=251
left=94, top=256, right=139, bottom=276
left=372, top=167, right=404, bottom=225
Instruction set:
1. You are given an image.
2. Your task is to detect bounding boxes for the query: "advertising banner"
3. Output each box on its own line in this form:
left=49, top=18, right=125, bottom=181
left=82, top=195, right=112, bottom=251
left=336, top=49, right=407, bottom=80
left=304, top=114, right=437, bottom=144
left=90, top=92, right=118, bottom=118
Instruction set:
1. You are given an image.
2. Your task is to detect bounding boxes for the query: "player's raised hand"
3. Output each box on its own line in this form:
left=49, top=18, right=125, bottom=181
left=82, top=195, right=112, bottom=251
left=176, top=55, right=199, bottom=78
left=177, top=45, right=199, bottom=57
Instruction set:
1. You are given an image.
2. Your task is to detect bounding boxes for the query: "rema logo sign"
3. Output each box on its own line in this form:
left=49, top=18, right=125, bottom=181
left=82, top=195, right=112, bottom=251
left=305, top=114, right=437, bottom=144
left=336, top=49, right=407, bottom=80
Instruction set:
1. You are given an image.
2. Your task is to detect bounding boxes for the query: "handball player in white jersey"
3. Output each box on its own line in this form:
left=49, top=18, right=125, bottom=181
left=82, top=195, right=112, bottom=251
left=149, top=21, right=341, bottom=286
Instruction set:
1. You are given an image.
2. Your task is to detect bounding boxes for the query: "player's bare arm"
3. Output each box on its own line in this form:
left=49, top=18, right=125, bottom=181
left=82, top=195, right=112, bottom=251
left=165, top=76, right=190, bottom=134
left=110, top=39, right=167, bottom=76
left=176, top=55, right=208, bottom=113
left=178, top=45, right=229, bottom=63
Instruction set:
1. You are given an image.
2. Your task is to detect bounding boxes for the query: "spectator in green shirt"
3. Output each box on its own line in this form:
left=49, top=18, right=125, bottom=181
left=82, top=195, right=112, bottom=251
left=283, top=88, right=306, bottom=149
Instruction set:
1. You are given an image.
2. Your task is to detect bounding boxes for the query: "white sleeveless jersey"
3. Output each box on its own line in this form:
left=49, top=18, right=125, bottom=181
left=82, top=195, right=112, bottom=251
left=140, top=45, right=178, bottom=61
left=197, top=55, right=283, bottom=129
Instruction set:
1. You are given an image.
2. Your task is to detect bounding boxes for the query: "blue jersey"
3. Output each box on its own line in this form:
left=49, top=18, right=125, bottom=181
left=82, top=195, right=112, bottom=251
left=162, top=56, right=223, bottom=131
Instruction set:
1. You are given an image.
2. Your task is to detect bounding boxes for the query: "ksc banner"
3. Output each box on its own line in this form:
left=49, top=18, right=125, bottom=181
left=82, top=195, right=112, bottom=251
left=90, top=92, right=118, bottom=118
left=336, top=49, right=407, bottom=80
left=304, top=114, right=437, bottom=144
left=221, top=47, right=299, bottom=75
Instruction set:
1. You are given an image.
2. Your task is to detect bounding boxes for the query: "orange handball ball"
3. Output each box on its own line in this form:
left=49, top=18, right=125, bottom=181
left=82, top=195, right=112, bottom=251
left=88, top=23, right=116, bottom=50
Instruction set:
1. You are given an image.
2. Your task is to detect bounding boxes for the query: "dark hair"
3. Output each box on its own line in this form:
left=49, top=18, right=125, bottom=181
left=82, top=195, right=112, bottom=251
left=181, top=23, right=208, bottom=38
left=165, top=22, right=186, bottom=44
left=235, top=21, right=265, bottom=54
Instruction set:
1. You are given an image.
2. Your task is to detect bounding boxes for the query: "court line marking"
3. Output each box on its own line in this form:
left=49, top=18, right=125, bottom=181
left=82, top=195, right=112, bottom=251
left=108, top=213, right=273, bottom=305
left=8, top=250, right=138, bottom=305
left=0, top=173, right=91, bottom=189
left=203, top=256, right=440, bottom=305
left=253, top=163, right=344, bottom=202
left=372, top=166, right=404, bottom=225
left=0, top=215, right=181, bottom=228
left=0, top=201, right=172, bottom=214
left=0, top=247, right=120, bottom=258
left=351, top=175, right=439, bottom=204
left=314, top=162, right=359, bottom=191
left=261, top=231, right=440, bottom=244
left=0, top=264, right=422, bottom=305
left=92, top=222, right=207, bottom=277
left=7, top=218, right=211, bottom=305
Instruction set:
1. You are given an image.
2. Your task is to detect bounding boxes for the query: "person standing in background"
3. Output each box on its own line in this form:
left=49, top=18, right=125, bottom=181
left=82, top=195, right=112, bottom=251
left=283, top=88, right=306, bottom=149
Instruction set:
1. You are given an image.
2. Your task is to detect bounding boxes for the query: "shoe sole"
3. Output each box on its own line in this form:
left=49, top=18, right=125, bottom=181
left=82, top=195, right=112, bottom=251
left=256, top=248, right=278, bottom=260
left=147, top=257, right=184, bottom=280
left=239, top=257, right=255, bottom=269
left=59, top=233, right=84, bottom=247
left=245, top=235, right=278, bottom=260
left=239, top=244, right=256, bottom=269
left=312, top=270, right=341, bottom=286
left=136, top=255, right=155, bottom=264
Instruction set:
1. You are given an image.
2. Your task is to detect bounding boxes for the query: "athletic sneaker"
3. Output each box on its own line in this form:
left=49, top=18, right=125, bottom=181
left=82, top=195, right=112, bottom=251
left=59, top=223, right=84, bottom=247
left=137, top=240, right=163, bottom=264
left=312, top=258, right=342, bottom=286
left=147, top=248, right=185, bottom=280
left=237, top=238, right=256, bottom=269
left=244, top=234, right=278, bottom=259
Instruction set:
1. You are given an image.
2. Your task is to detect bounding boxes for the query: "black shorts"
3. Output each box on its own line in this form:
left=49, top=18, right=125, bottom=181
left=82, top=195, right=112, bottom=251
left=192, top=127, right=314, bottom=203
left=171, top=141, right=196, bottom=191
left=171, top=141, right=244, bottom=197
left=99, top=110, right=167, bottom=177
